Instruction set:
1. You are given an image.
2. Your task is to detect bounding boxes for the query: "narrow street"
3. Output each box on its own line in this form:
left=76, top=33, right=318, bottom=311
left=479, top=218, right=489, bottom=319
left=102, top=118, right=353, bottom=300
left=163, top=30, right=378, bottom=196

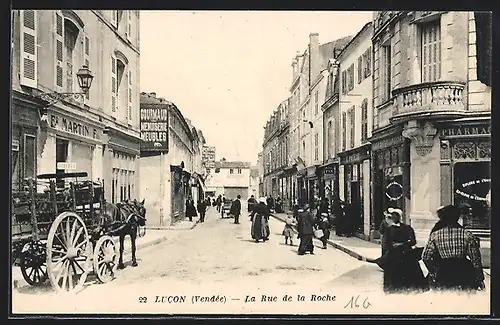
left=12, top=208, right=489, bottom=315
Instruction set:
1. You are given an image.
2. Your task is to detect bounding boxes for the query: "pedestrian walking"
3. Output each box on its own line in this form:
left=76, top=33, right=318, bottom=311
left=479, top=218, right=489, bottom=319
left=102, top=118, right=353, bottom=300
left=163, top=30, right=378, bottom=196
left=379, top=209, right=393, bottom=256
left=231, top=195, right=242, bottom=224
left=185, top=196, right=198, bottom=222
left=316, top=212, right=331, bottom=249
left=275, top=196, right=283, bottom=213
left=282, top=213, right=297, bottom=246
left=422, top=205, right=485, bottom=292
left=250, top=197, right=271, bottom=242
left=376, top=208, right=428, bottom=293
left=197, top=199, right=207, bottom=223
left=247, top=195, right=257, bottom=212
left=216, top=195, right=222, bottom=213
left=335, top=201, right=346, bottom=236
left=266, top=195, right=274, bottom=213
left=297, top=204, right=316, bottom=255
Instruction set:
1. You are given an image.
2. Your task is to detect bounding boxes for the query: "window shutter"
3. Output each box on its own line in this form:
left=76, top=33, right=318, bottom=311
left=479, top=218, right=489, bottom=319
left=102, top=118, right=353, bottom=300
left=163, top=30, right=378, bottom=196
left=20, top=10, right=37, bottom=88
left=128, top=70, right=132, bottom=123
left=54, top=11, right=64, bottom=90
left=126, top=11, right=132, bottom=41
left=84, top=33, right=90, bottom=100
left=111, top=54, right=117, bottom=117
left=366, top=48, right=372, bottom=77
left=357, top=56, right=363, bottom=84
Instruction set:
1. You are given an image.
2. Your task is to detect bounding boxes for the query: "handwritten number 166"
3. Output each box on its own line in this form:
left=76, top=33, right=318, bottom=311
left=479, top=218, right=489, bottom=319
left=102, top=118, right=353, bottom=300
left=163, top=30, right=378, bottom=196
left=344, top=295, right=371, bottom=309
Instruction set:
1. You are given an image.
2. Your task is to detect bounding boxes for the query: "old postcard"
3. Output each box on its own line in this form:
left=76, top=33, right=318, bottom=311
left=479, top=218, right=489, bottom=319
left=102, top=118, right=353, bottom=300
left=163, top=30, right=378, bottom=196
left=10, top=10, right=491, bottom=316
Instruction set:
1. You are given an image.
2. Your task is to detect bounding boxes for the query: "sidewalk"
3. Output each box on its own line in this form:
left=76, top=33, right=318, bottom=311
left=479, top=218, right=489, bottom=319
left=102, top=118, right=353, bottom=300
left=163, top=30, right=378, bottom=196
left=112, top=219, right=198, bottom=254
left=271, top=213, right=490, bottom=277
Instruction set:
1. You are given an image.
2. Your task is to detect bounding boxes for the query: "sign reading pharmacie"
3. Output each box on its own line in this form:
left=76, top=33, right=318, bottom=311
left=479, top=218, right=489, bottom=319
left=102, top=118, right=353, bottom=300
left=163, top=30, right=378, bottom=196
left=140, top=105, right=169, bottom=152
left=48, top=113, right=102, bottom=141
left=440, top=125, right=491, bottom=137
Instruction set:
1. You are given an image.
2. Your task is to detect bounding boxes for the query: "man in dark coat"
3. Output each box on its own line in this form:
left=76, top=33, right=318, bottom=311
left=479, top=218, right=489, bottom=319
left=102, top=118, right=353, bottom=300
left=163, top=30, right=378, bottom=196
left=297, top=204, right=316, bottom=255
left=230, top=195, right=242, bottom=224
left=197, top=199, right=207, bottom=223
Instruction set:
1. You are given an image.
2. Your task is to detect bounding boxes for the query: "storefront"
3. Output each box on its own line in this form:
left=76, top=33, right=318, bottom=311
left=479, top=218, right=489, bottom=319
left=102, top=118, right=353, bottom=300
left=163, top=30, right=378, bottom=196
left=437, top=118, right=491, bottom=231
left=338, top=144, right=371, bottom=238
left=170, top=164, right=185, bottom=221
left=12, top=91, right=41, bottom=191
left=38, top=108, right=104, bottom=189
left=319, top=161, right=339, bottom=218
left=282, top=165, right=297, bottom=211
left=103, top=126, right=141, bottom=203
left=370, top=126, right=410, bottom=238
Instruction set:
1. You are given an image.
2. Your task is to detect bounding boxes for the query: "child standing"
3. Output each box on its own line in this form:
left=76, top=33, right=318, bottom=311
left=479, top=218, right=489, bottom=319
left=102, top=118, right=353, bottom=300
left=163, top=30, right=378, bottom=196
left=282, top=213, right=297, bottom=246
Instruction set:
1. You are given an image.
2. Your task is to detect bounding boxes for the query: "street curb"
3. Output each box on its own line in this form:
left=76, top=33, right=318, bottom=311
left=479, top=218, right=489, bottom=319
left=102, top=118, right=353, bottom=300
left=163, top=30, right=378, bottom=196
left=146, top=222, right=199, bottom=231
left=121, top=222, right=198, bottom=255
left=270, top=213, right=371, bottom=262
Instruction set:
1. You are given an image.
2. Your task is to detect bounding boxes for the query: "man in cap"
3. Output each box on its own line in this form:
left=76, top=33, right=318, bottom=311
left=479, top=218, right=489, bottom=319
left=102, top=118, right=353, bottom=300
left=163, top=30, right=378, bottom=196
left=422, top=204, right=485, bottom=291
left=297, top=203, right=316, bottom=255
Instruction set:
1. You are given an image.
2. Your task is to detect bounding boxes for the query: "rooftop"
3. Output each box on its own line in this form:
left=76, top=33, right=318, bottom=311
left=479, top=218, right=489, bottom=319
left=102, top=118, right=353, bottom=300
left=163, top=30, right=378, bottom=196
left=214, top=161, right=252, bottom=169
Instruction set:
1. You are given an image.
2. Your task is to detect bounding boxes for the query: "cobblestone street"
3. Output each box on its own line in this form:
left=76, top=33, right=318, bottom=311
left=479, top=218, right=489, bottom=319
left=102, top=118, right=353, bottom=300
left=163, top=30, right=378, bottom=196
left=12, top=208, right=490, bottom=315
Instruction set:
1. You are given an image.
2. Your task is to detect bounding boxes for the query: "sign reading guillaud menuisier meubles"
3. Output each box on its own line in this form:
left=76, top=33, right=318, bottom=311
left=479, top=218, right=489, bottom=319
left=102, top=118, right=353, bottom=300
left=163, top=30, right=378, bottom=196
left=140, top=104, right=169, bottom=152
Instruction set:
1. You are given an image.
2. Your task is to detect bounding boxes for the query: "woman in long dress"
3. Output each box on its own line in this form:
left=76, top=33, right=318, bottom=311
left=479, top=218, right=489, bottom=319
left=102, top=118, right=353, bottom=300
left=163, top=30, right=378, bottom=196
left=250, top=197, right=271, bottom=242
left=378, top=208, right=428, bottom=293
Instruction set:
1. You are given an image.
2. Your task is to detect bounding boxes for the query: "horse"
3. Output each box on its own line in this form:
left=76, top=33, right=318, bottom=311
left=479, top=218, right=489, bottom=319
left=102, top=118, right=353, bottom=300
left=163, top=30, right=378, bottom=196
left=100, top=199, right=147, bottom=269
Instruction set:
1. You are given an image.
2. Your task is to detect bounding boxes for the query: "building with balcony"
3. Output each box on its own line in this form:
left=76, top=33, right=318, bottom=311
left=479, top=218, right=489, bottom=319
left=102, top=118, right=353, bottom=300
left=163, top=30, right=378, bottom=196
left=262, top=98, right=291, bottom=208
left=337, top=21, right=374, bottom=239
left=139, top=92, right=204, bottom=227
left=370, top=11, right=491, bottom=256
left=12, top=10, right=141, bottom=201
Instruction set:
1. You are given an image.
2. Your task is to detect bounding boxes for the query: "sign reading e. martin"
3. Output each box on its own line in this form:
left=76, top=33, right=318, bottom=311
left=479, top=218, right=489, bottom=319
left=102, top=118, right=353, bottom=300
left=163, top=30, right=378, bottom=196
left=140, top=105, right=169, bottom=152
left=49, top=113, right=101, bottom=140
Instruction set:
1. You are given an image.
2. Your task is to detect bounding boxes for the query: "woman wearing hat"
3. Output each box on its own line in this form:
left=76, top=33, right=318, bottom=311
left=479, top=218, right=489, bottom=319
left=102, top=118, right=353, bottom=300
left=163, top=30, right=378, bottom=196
left=249, top=197, right=271, bottom=243
left=380, top=208, right=428, bottom=293
left=422, top=204, right=485, bottom=291
left=315, top=212, right=331, bottom=249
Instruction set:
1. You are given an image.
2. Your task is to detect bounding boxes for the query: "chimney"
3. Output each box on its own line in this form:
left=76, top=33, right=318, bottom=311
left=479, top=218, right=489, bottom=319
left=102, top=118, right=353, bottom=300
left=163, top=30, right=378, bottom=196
left=150, top=92, right=156, bottom=98
left=309, top=32, right=320, bottom=83
left=292, top=58, right=297, bottom=80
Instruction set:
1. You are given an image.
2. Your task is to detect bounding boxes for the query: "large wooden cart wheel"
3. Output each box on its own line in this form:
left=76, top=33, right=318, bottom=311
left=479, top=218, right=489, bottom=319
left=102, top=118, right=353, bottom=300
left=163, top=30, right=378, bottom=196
left=93, top=235, right=118, bottom=283
left=46, top=212, right=91, bottom=293
left=19, top=241, right=48, bottom=286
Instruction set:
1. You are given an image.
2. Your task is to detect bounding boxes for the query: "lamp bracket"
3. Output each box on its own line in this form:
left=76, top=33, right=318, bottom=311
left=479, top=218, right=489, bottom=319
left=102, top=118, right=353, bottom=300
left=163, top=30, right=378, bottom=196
left=38, top=92, right=87, bottom=108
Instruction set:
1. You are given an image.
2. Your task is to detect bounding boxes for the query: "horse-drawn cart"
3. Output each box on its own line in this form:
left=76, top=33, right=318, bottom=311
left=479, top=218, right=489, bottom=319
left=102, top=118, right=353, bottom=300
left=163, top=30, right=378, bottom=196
left=12, top=172, right=119, bottom=293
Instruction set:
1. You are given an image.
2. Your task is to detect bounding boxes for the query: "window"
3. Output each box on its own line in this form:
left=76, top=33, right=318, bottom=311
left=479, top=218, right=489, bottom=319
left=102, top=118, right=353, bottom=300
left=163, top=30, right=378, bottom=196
left=116, top=59, right=126, bottom=118
left=24, top=134, right=36, bottom=180
left=230, top=169, right=234, bottom=174
left=64, top=22, right=79, bottom=93
left=314, top=91, right=319, bottom=115
left=361, top=99, right=368, bottom=143
left=238, top=168, right=242, bottom=174
left=348, top=63, right=355, bottom=91
left=421, top=20, right=441, bottom=82
left=206, top=168, right=210, bottom=174
left=20, top=10, right=38, bottom=88
left=349, top=107, right=355, bottom=148
left=364, top=47, right=372, bottom=78
left=342, top=112, right=347, bottom=151
left=341, top=70, right=347, bottom=95
left=381, top=43, right=392, bottom=102
left=327, top=121, right=333, bottom=159
left=357, top=56, right=363, bottom=84
left=314, top=133, right=319, bottom=161
left=215, top=168, right=220, bottom=173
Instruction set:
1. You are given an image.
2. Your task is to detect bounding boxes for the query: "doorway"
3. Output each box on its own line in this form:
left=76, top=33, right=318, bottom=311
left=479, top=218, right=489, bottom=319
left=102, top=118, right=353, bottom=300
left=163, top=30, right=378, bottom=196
left=56, top=138, right=69, bottom=188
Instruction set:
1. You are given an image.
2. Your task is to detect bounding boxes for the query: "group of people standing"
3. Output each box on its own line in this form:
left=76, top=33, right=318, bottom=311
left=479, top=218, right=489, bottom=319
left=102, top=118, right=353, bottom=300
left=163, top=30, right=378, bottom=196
left=184, top=195, right=210, bottom=223
left=376, top=204, right=485, bottom=293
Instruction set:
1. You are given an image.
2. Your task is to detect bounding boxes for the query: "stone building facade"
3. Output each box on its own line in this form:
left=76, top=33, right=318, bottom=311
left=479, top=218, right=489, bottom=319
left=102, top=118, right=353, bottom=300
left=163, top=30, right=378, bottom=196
left=12, top=10, right=141, bottom=203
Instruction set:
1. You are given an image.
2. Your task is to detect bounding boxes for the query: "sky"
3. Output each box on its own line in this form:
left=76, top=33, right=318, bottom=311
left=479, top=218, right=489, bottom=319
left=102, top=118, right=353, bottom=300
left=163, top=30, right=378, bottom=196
left=140, top=11, right=373, bottom=165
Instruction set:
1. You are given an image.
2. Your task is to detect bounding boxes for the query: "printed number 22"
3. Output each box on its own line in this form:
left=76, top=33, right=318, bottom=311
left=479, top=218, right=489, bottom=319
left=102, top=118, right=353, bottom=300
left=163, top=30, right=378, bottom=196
left=139, top=297, right=148, bottom=303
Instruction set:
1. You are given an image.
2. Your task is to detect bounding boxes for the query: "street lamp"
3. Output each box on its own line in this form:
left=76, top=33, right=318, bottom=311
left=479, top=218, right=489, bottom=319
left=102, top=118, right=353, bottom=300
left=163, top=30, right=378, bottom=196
left=37, top=65, right=95, bottom=120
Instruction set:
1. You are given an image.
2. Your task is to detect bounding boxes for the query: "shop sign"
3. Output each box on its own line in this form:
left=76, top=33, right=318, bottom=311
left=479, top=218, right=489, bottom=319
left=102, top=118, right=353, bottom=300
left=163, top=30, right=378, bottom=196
left=49, top=113, right=101, bottom=141
left=12, top=139, right=19, bottom=152
left=140, top=106, right=169, bottom=152
left=455, top=178, right=490, bottom=202
left=324, top=166, right=336, bottom=175
left=57, top=162, right=77, bottom=170
left=372, top=135, right=404, bottom=151
left=340, top=150, right=370, bottom=165
left=385, top=181, right=403, bottom=201
left=440, top=125, right=490, bottom=137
